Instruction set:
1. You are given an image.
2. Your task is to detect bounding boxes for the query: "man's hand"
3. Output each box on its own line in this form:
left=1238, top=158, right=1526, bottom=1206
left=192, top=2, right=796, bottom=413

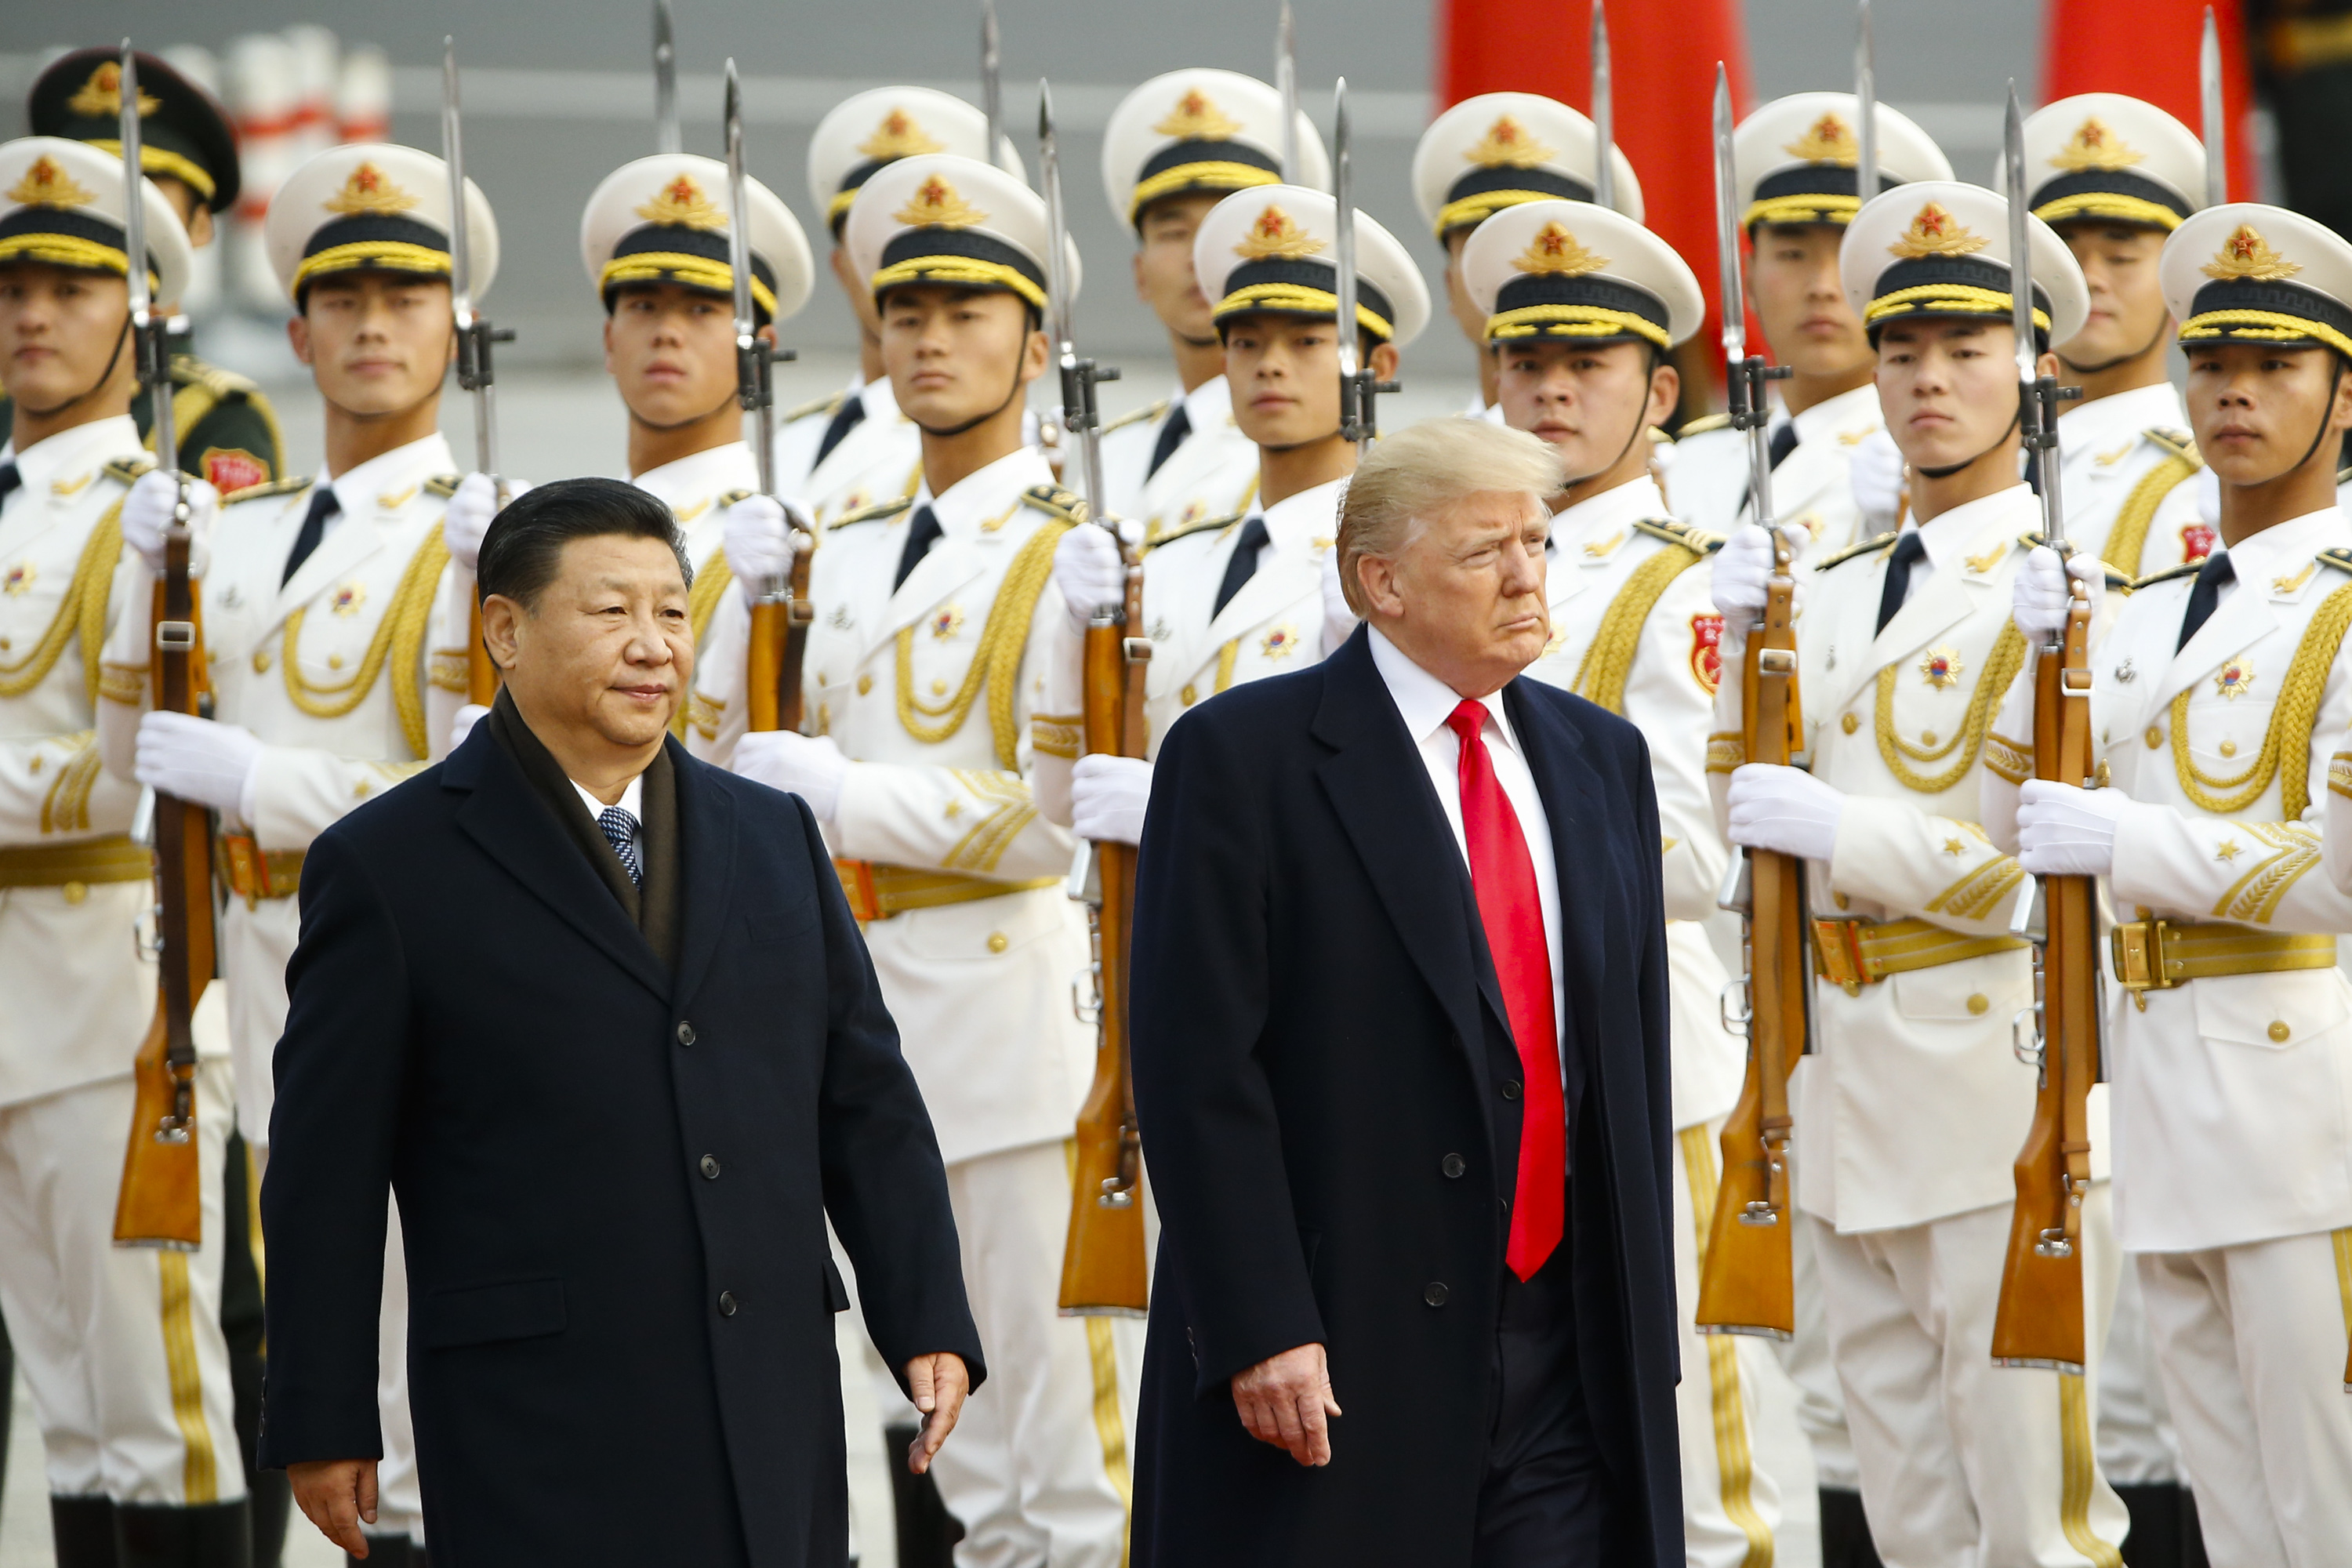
left=731, top=731, right=848, bottom=822
left=1053, top=522, right=1127, bottom=635
left=289, top=1457, right=378, bottom=1556
left=722, top=493, right=812, bottom=608
left=122, top=469, right=220, bottom=577
left=2016, top=779, right=2130, bottom=877
left=1726, top=762, right=1846, bottom=865
left=904, top=1352, right=971, bottom=1476
left=136, top=711, right=263, bottom=820
left=1231, top=1341, right=1340, bottom=1467
left=1070, top=753, right=1153, bottom=846
left=441, top=473, right=526, bottom=573
left=2013, top=545, right=2106, bottom=642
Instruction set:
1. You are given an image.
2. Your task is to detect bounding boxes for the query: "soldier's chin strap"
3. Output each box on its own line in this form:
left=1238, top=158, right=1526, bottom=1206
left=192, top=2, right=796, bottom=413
left=1560, top=387, right=1654, bottom=492
left=632, top=383, right=745, bottom=435
left=318, top=331, right=459, bottom=431
left=2286, top=354, right=2350, bottom=477
left=1915, top=407, right=2023, bottom=482
left=911, top=334, right=1030, bottom=441
left=2056, top=314, right=2173, bottom=379
left=16, top=314, right=134, bottom=421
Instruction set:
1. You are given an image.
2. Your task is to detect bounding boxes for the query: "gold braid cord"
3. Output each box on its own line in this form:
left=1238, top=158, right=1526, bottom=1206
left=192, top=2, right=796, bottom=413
left=1571, top=541, right=1706, bottom=716
left=2170, top=581, right=2352, bottom=821
left=0, top=498, right=123, bottom=706
left=895, top=519, right=1073, bottom=768
left=1875, top=624, right=2026, bottom=794
left=2100, top=451, right=2199, bottom=579
left=280, top=530, right=448, bottom=760
left=675, top=555, right=737, bottom=742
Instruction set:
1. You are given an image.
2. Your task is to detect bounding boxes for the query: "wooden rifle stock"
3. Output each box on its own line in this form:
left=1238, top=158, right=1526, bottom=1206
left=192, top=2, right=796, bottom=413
left=1991, top=586, right=2100, bottom=1371
left=746, top=544, right=814, bottom=735
left=115, top=528, right=211, bottom=1248
left=1058, top=543, right=1149, bottom=1316
left=1695, top=559, right=1802, bottom=1338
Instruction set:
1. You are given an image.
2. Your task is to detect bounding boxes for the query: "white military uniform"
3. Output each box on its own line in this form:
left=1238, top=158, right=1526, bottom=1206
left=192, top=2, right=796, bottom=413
left=2055, top=382, right=2209, bottom=579
left=0, top=414, right=242, bottom=1510
left=800, top=372, right=922, bottom=528
left=633, top=441, right=760, bottom=743
left=775, top=382, right=845, bottom=499
left=1524, top=477, right=1779, bottom=1565
left=1670, top=383, right=1886, bottom=557
left=1098, top=376, right=1260, bottom=540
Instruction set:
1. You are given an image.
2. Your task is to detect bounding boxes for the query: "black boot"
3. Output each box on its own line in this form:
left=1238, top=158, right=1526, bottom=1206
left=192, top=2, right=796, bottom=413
left=348, top=1532, right=427, bottom=1567
left=2116, top=1482, right=2184, bottom=1568
left=884, top=1422, right=963, bottom=1568
left=113, top=1501, right=252, bottom=1567
left=49, top=1496, right=119, bottom=1568
left=220, top=1131, right=289, bottom=1568
left=2182, top=1486, right=2212, bottom=1568
left=1818, top=1486, right=1886, bottom=1568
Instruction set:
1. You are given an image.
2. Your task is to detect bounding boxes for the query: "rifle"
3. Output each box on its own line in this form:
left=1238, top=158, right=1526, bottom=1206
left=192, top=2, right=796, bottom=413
left=1695, top=64, right=1801, bottom=1339
left=653, top=0, right=681, bottom=155
left=1856, top=0, right=1878, bottom=208
left=1043, top=80, right=1146, bottom=1317
left=444, top=39, right=515, bottom=708
left=1331, top=80, right=1396, bottom=454
left=1276, top=0, right=1299, bottom=182
left=114, top=42, right=208, bottom=1250
left=2201, top=7, right=2227, bottom=209
left=1588, top=2, right=1615, bottom=214
left=1991, top=83, right=2099, bottom=1374
left=979, top=0, right=1004, bottom=162
left=723, top=62, right=809, bottom=735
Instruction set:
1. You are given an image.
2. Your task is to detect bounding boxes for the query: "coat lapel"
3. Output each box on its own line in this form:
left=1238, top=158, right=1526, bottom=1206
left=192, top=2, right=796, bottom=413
left=2158, top=579, right=2275, bottom=708
left=865, top=535, right=988, bottom=658
left=271, top=502, right=390, bottom=630
left=668, top=742, right=737, bottom=1009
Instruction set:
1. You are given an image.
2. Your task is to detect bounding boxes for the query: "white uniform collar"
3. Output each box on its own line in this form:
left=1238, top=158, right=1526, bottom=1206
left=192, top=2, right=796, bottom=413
left=1255, top=476, right=1346, bottom=553
left=321, top=432, right=457, bottom=513
left=1552, top=474, right=1668, bottom=547
left=2056, top=380, right=2183, bottom=452
left=2205, top=507, right=2351, bottom=586
left=5, top=414, right=143, bottom=499
left=912, top=445, right=1055, bottom=539
left=1179, top=375, right=1232, bottom=430
left=1367, top=624, right=1522, bottom=756
left=1905, top=481, right=2034, bottom=579
left=631, top=441, right=757, bottom=502
left=858, top=372, right=901, bottom=423
left=1787, top=381, right=1885, bottom=445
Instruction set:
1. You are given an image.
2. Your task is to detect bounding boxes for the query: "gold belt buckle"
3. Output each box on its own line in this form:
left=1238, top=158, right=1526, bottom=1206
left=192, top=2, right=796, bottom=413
left=219, top=833, right=263, bottom=909
left=833, top=858, right=882, bottom=923
left=1812, top=918, right=1867, bottom=996
left=2111, top=917, right=2178, bottom=1011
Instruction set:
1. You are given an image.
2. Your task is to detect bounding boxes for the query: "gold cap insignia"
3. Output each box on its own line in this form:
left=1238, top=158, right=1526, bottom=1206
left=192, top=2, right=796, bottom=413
left=858, top=108, right=946, bottom=163
left=67, top=62, right=161, bottom=119
left=1154, top=89, right=1243, bottom=142
left=635, top=172, right=728, bottom=232
left=2201, top=223, right=2300, bottom=281
left=894, top=174, right=986, bottom=230
left=1512, top=220, right=1608, bottom=278
left=2049, top=117, right=2144, bottom=172
left=1781, top=113, right=1857, bottom=167
left=1464, top=115, right=1558, bottom=170
left=1888, top=201, right=1987, bottom=259
left=6, top=155, right=96, bottom=211
left=323, top=162, right=419, bottom=217
left=1235, top=204, right=1325, bottom=260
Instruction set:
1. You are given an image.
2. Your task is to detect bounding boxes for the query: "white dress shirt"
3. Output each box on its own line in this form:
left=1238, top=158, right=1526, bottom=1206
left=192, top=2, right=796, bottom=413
left=572, top=771, right=645, bottom=827
left=1367, top=627, right=1567, bottom=1074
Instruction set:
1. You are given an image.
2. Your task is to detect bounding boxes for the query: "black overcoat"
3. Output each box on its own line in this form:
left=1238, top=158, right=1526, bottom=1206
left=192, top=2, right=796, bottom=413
left=258, top=723, right=982, bottom=1566
left=1127, top=628, right=1682, bottom=1566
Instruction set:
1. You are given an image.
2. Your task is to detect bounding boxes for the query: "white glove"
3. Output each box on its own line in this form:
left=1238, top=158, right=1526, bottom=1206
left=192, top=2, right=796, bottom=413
left=1320, top=549, right=1359, bottom=655
left=1725, top=762, right=1845, bottom=864
left=441, top=472, right=514, bottom=572
left=1850, top=428, right=1904, bottom=537
left=120, top=470, right=218, bottom=577
left=2012, top=546, right=2107, bottom=641
left=2015, top=779, right=2130, bottom=877
left=731, top=731, right=848, bottom=822
left=1054, top=524, right=1126, bottom=635
left=449, top=702, right=490, bottom=754
left=2192, top=464, right=2220, bottom=532
left=1710, top=524, right=1808, bottom=626
left=1070, top=753, right=1154, bottom=846
left=722, top=493, right=813, bottom=608
left=135, top=710, right=262, bottom=820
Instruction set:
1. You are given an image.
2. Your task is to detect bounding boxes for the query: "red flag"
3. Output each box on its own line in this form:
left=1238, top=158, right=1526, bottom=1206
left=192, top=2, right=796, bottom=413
left=1438, top=0, right=1755, bottom=356
left=2043, top=0, right=2256, bottom=200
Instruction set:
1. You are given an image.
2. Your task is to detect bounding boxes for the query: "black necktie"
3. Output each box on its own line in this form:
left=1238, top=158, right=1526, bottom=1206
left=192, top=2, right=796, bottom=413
left=1212, top=516, right=1270, bottom=617
left=0, top=461, right=20, bottom=511
left=2176, top=550, right=2235, bottom=651
left=1145, top=402, right=1193, bottom=481
left=894, top=504, right=943, bottom=593
left=1767, top=421, right=1800, bottom=470
left=282, top=486, right=341, bottom=586
left=1875, top=529, right=1929, bottom=636
left=814, top=392, right=866, bottom=467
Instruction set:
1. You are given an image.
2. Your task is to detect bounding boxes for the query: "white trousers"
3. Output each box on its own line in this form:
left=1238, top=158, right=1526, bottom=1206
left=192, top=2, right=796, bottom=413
left=1672, top=1121, right=1784, bottom=1567
left=0, top=1060, right=244, bottom=1505
left=1813, top=1200, right=2128, bottom=1567
left=2094, top=1261, right=2180, bottom=1485
left=2137, top=1236, right=2352, bottom=1568
left=1778, top=1125, right=1862, bottom=1492
left=930, top=1141, right=1139, bottom=1568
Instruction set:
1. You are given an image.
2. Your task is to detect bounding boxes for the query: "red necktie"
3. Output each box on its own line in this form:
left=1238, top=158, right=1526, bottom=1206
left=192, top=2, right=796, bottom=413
left=1446, top=700, right=1565, bottom=1281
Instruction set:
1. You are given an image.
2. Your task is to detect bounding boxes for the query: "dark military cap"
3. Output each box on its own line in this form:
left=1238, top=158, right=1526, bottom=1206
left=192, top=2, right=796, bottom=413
left=29, top=49, right=241, bottom=215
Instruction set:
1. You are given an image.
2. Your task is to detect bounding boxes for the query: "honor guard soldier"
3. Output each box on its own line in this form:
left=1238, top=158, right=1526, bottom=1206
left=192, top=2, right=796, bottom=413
left=787, top=89, right=1025, bottom=520
left=580, top=152, right=814, bottom=724
left=1989, top=201, right=2352, bottom=1566
left=2021, top=95, right=2213, bottom=582
left=1036, top=183, right=1426, bottom=844
left=0, top=135, right=250, bottom=1566
left=20, top=49, right=284, bottom=494
left=97, top=140, right=500, bottom=1566
left=1673, top=94, right=1950, bottom=556
left=1094, top=69, right=1325, bottom=534
left=701, top=151, right=1130, bottom=1566
left=1411, top=92, right=1642, bottom=422
left=1708, top=182, right=2136, bottom=1564
left=1462, top=197, right=1785, bottom=1566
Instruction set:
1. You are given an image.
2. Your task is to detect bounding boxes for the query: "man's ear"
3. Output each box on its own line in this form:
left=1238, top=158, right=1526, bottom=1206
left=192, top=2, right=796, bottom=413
left=1356, top=551, right=1406, bottom=620
left=286, top=312, right=313, bottom=367
left=480, top=593, right=525, bottom=673
left=1370, top=340, right=1400, bottom=382
left=2332, top=357, right=2352, bottom=434
left=2036, top=349, right=2063, bottom=382
left=1647, top=360, right=1682, bottom=429
left=1020, top=322, right=1052, bottom=384
left=184, top=204, right=215, bottom=249
left=601, top=314, right=618, bottom=378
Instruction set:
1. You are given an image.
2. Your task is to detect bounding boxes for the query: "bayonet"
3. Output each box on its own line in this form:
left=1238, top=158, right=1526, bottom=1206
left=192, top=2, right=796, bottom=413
left=2007, top=80, right=2075, bottom=557
left=725, top=58, right=777, bottom=499
left=1277, top=0, right=1299, bottom=183
left=1039, top=79, right=1120, bottom=516
left=981, top=0, right=1004, bottom=160
left=1855, top=0, right=1878, bottom=207
left=1590, top=2, right=1615, bottom=213
left=118, top=44, right=176, bottom=484
left=653, top=0, right=681, bottom=155
left=1331, top=78, right=1393, bottom=451
left=2201, top=6, right=2227, bottom=208
left=1715, top=65, right=1789, bottom=528
left=443, top=38, right=511, bottom=496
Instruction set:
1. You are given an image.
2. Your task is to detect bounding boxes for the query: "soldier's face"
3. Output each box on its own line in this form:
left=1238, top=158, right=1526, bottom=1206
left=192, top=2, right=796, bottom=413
left=2056, top=223, right=2169, bottom=372
left=1222, top=314, right=1399, bottom=450
left=486, top=532, right=694, bottom=752
left=1442, top=228, right=1486, bottom=350
left=1875, top=318, right=2047, bottom=472
left=879, top=286, right=1046, bottom=432
left=0, top=264, right=135, bottom=414
left=1132, top=192, right=1221, bottom=346
left=2185, top=342, right=2352, bottom=488
left=289, top=274, right=455, bottom=419
left=1494, top=339, right=1676, bottom=485
left=1353, top=488, right=1552, bottom=698
left=1747, top=223, right=1869, bottom=378
left=604, top=284, right=760, bottom=429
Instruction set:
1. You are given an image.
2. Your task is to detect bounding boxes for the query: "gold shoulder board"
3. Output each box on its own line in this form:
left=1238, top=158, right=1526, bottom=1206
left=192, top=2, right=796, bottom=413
left=2131, top=559, right=2205, bottom=592
left=423, top=474, right=463, bottom=499
left=828, top=495, right=914, bottom=530
left=714, top=488, right=757, bottom=509
left=2318, top=548, right=2352, bottom=578
left=782, top=391, right=846, bottom=423
left=100, top=457, right=157, bottom=486
left=1813, top=533, right=1898, bottom=572
left=1632, top=517, right=1721, bottom=554
left=169, top=354, right=260, bottom=397
left=2143, top=426, right=2199, bottom=465
left=1021, top=484, right=1090, bottom=526
left=1676, top=412, right=1733, bottom=437
left=1145, top=510, right=1243, bottom=551
left=1101, top=398, right=1172, bottom=437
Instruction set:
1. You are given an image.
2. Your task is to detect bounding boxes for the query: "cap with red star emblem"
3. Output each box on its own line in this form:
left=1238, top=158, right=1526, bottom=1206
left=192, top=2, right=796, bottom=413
left=2163, top=202, right=2352, bottom=363
left=846, top=154, right=1078, bottom=315
left=1732, top=93, right=1951, bottom=232
left=264, top=143, right=498, bottom=307
left=580, top=154, right=811, bottom=327
left=0, top=136, right=191, bottom=303
left=1411, top=93, right=1643, bottom=240
left=1102, top=69, right=1328, bottom=229
left=1841, top=180, right=2088, bottom=349
left=807, top=88, right=1025, bottom=237
left=1460, top=198, right=1702, bottom=350
left=1191, top=183, right=1429, bottom=347
left=2020, top=94, right=2204, bottom=233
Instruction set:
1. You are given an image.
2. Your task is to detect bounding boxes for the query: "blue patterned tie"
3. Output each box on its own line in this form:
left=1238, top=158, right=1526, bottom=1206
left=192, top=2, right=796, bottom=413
left=597, top=806, right=643, bottom=886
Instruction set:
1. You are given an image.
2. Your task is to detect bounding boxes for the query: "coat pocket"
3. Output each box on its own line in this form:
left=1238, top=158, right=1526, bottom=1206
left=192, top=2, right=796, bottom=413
left=418, top=1276, right=567, bottom=1350
left=2193, top=968, right=2350, bottom=1051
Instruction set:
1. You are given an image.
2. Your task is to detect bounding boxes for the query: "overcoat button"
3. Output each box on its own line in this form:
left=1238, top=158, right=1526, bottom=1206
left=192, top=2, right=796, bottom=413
left=1500, top=1080, right=1522, bottom=1101
left=1424, top=1282, right=1449, bottom=1307
left=1442, top=1153, right=1466, bottom=1178
left=700, top=1155, right=721, bottom=1179
left=676, top=1021, right=696, bottom=1047
left=717, top=1290, right=739, bottom=1317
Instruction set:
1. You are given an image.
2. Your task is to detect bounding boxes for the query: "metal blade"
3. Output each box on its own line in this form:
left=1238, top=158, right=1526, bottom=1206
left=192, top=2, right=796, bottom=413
left=2005, top=82, right=2035, bottom=389
left=653, top=0, right=681, bottom=154
left=1590, top=2, right=1616, bottom=213
left=2201, top=6, right=2227, bottom=207
left=981, top=0, right=1004, bottom=159
left=723, top=59, right=775, bottom=498
left=1332, top=77, right=1359, bottom=389
left=1713, top=64, right=1744, bottom=367
left=1855, top=0, right=1878, bottom=206
left=118, top=43, right=151, bottom=326
left=1277, top=0, right=1299, bottom=183
left=1039, top=82, right=1077, bottom=359
left=441, top=38, right=474, bottom=323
